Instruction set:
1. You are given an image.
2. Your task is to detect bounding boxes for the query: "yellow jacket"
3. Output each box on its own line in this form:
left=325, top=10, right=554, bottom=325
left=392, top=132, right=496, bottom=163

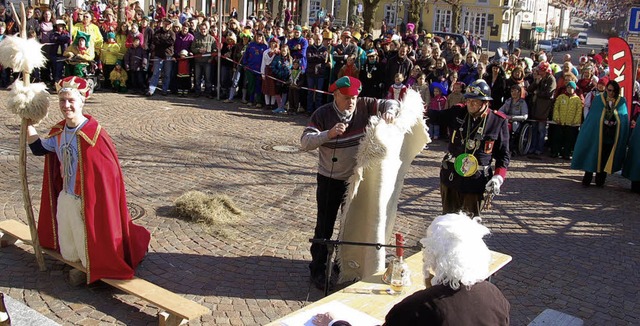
left=63, top=44, right=95, bottom=62
left=109, top=68, right=128, bottom=84
left=115, top=34, right=128, bottom=57
left=71, top=23, right=104, bottom=52
left=101, top=42, right=122, bottom=65
left=553, top=93, right=583, bottom=126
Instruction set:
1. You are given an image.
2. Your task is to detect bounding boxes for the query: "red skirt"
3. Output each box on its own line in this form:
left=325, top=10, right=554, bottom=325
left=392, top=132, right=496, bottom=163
left=262, top=66, right=278, bottom=96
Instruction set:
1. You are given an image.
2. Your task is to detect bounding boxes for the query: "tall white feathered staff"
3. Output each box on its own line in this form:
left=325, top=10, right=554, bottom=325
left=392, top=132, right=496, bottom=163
left=1, top=3, right=50, bottom=271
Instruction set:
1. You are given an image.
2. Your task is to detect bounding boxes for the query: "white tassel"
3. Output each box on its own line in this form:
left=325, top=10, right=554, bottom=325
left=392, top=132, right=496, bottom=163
left=0, top=35, right=47, bottom=72
left=6, top=80, right=50, bottom=124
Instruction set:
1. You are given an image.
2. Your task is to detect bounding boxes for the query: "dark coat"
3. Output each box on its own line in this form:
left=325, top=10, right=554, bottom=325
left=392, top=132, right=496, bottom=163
left=384, top=281, right=510, bottom=326
left=151, top=27, right=175, bottom=58
left=527, top=73, right=557, bottom=120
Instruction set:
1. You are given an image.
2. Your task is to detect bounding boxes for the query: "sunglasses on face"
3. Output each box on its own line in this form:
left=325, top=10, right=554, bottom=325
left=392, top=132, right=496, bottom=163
left=607, top=88, right=615, bottom=92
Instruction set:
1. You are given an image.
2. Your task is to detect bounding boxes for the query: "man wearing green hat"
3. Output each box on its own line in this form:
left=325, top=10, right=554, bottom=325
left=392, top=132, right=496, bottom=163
left=63, top=31, right=94, bottom=77
left=301, top=76, right=399, bottom=290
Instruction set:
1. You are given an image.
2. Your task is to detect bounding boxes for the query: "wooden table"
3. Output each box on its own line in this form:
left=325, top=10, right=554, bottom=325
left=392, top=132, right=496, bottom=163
left=267, top=250, right=512, bottom=325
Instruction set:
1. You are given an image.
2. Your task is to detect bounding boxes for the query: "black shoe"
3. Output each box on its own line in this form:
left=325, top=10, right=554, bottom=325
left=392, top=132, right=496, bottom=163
left=161, top=91, right=168, bottom=96
left=595, top=172, right=606, bottom=187
left=582, top=172, right=593, bottom=187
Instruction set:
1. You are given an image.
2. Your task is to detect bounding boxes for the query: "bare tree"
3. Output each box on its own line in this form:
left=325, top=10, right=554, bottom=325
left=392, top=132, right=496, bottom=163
left=361, top=0, right=383, bottom=33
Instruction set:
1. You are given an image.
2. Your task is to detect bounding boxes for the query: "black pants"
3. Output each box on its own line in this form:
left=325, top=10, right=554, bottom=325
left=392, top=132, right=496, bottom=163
left=440, top=183, right=483, bottom=217
left=583, top=142, right=614, bottom=186
left=309, top=173, right=348, bottom=277
left=550, top=125, right=579, bottom=158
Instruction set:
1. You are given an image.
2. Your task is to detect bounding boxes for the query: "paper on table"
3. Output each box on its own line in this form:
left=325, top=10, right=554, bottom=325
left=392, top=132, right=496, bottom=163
left=279, top=301, right=383, bottom=326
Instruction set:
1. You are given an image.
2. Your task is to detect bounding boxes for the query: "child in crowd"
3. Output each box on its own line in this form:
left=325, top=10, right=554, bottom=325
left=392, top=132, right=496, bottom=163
left=446, top=81, right=465, bottom=109
left=445, top=71, right=458, bottom=94
left=338, top=54, right=359, bottom=78
left=406, top=66, right=422, bottom=87
left=412, top=73, right=430, bottom=108
left=124, top=36, right=147, bottom=94
left=387, top=72, right=407, bottom=100
left=109, top=60, right=128, bottom=92
left=428, top=83, right=448, bottom=140
left=283, top=59, right=303, bottom=114
left=51, top=19, right=71, bottom=83
left=551, top=81, right=583, bottom=160
left=101, top=32, right=121, bottom=88
left=176, top=49, right=191, bottom=97
left=447, top=53, right=464, bottom=73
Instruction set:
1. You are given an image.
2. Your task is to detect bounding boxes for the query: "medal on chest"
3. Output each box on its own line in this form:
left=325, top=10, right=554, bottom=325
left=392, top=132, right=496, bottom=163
left=454, top=153, right=479, bottom=177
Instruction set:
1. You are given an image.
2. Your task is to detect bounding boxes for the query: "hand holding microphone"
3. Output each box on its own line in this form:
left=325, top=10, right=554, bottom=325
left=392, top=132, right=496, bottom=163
left=328, top=121, right=349, bottom=139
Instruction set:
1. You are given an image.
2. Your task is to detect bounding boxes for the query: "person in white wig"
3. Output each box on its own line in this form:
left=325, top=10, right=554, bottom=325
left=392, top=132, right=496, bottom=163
left=313, top=212, right=510, bottom=326
left=384, top=213, right=510, bottom=325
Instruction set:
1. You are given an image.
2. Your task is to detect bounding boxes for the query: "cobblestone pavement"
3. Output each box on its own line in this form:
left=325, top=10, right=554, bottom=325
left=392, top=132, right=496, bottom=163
left=0, top=90, right=638, bottom=325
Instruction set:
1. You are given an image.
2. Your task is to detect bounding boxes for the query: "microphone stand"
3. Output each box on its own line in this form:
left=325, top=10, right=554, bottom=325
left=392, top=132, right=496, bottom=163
left=309, top=238, right=423, bottom=296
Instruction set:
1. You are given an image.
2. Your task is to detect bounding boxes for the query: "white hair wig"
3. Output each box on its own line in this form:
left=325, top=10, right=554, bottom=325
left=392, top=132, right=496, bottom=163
left=420, top=213, right=491, bottom=290
left=6, top=80, right=50, bottom=124
left=0, top=35, right=47, bottom=72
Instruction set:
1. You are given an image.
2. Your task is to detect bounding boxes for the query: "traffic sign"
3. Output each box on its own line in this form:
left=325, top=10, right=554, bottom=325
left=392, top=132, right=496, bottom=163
left=626, top=32, right=640, bottom=56
left=630, top=7, right=640, bottom=32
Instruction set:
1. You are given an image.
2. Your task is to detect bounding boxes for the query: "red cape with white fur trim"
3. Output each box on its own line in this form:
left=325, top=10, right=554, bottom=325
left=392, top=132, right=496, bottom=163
left=37, top=115, right=150, bottom=283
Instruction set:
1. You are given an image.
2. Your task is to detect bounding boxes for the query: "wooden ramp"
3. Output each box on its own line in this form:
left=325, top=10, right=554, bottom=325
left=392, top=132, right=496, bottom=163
left=0, top=219, right=211, bottom=326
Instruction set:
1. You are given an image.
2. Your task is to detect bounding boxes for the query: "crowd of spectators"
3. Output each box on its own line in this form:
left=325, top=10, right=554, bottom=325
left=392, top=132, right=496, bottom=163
left=0, top=1, right=638, bottom=161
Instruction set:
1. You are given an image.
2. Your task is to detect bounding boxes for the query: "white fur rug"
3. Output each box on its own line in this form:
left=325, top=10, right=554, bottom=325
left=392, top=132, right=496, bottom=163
left=337, top=90, right=430, bottom=283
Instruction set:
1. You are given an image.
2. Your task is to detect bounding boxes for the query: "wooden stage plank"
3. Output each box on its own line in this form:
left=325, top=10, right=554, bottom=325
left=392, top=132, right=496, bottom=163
left=0, top=219, right=211, bottom=324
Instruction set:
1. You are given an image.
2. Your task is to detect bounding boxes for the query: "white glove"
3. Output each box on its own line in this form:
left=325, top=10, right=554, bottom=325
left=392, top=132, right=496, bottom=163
left=485, top=175, right=504, bottom=195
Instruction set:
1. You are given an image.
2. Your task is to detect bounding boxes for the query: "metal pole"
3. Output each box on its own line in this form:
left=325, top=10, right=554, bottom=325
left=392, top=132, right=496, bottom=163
left=345, top=0, right=349, bottom=26
left=217, top=0, right=222, bottom=100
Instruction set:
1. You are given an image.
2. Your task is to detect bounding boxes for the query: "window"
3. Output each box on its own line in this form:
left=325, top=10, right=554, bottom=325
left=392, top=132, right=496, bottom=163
left=434, top=9, right=452, bottom=32
left=309, top=0, right=321, bottom=23
left=462, top=11, right=488, bottom=37
left=384, top=4, right=397, bottom=26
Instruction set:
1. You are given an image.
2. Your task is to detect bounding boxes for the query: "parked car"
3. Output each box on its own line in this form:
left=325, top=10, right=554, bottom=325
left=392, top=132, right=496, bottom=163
left=432, top=32, right=471, bottom=55
left=536, top=40, right=553, bottom=53
left=562, top=36, right=576, bottom=49
left=578, top=32, right=588, bottom=45
left=583, top=21, right=592, bottom=28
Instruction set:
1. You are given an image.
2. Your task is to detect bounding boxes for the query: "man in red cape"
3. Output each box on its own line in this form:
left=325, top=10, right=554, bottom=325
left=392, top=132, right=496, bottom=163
left=28, top=76, right=150, bottom=283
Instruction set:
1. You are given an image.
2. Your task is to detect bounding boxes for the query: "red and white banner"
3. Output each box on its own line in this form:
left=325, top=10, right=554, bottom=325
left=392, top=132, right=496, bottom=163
left=608, top=37, right=633, bottom=119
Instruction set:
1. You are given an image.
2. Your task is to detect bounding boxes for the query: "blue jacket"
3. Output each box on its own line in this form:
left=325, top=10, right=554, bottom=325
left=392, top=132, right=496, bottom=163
left=242, top=41, right=267, bottom=72
left=287, top=37, right=308, bottom=70
left=459, top=63, right=479, bottom=86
